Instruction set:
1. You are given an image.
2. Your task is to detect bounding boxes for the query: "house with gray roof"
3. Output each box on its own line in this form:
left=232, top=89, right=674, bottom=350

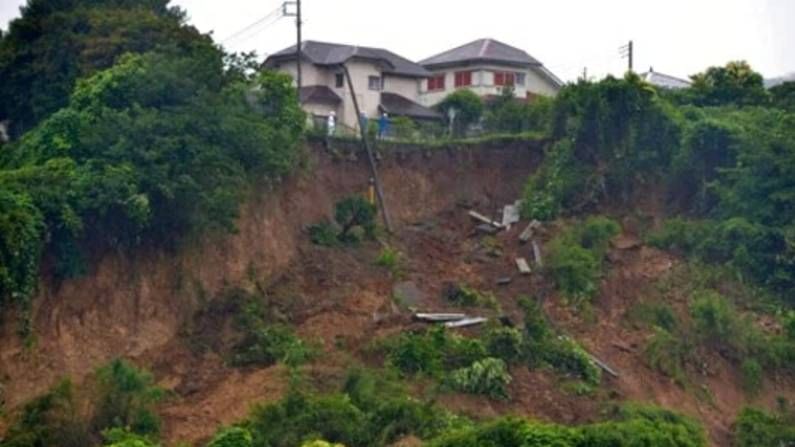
left=264, top=40, right=440, bottom=132
left=418, top=38, right=563, bottom=106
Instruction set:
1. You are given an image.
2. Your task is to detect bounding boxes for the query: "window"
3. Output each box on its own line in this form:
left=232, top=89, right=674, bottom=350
left=454, top=71, right=473, bottom=87
left=368, top=76, right=382, bottom=91
left=335, top=73, right=345, bottom=88
left=494, top=71, right=515, bottom=86
left=427, top=74, right=445, bottom=91
left=515, top=73, right=526, bottom=86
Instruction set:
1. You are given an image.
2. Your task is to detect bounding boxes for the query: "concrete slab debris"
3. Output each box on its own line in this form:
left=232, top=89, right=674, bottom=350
left=531, top=240, right=543, bottom=268
left=519, top=220, right=542, bottom=243
left=587, top=353, right=620, bottom=378
left=444, top=317, right=488, bottom=328
left=501, top=203, right=521, bottom=228
left=516, top=258, right=532, bottom=275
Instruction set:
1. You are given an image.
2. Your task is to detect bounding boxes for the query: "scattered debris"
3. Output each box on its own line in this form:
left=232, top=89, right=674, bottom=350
left=516, top=258, right=532, bottom=275
left=611, top=234, right=642, bottom=250
left=501, top=201, right=521, bottom=229
left=444, top=317, right=488, bottom=328
left=414, top=313, right=468, bottom=322
left=468, top=210, right=503, bottom=230
left=496, top=277, right=512, bottom=286
left=531, top=240, right=543, bottom=268
left=519, top=220, right=542, bottom=243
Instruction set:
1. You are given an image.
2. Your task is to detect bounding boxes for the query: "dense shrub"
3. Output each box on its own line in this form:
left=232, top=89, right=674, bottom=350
left=644, top=327, right=692, bottom=385
left=484, top=87, right=553, bottom=135
left=384, top=327, right=487, bottom=378
left=0, top=379, right=91, bottom=447
left=436, top=90, right=484, bottom=137
left=309, top=197, right=377, bottom=246
left=546, top=217, right=618, bottom=300
left=484, top=327, right=525, bottom=364
left=733, top=407, right=795, bottom=447
left=206, top=427, right=253, bottom=447
left=443, top=283, right=498, bottom=309
left=230, top=291, right=312, bottom=368
left=93, top=359, right=163, bottom=437
left=448, top=358, right=512, bottom=400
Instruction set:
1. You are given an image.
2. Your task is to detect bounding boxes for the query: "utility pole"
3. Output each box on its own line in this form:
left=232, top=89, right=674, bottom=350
left=581, top=67, right=588, bottom=82
left=296, top=0, right=302, bottom=94
left=342, top=64, right=393, bottom=232
left=283, top=1, right=302, bottom=96
left=619, top=40, right=634, bottom=72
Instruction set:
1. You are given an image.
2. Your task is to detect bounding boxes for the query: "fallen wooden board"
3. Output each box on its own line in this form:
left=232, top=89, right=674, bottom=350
left=444, top=317, right=488, bottom=328
left=468, top=210, right=503, bottom=229
left=519, top=220, right=542, bottom=243
left=415, top=313, right=467, bottom=322
left=516, top=258, right=532, bottom=275
left=532, top=240, right=543, bottom=268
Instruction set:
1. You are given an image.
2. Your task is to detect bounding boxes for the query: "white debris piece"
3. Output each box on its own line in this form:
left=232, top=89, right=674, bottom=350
left=444, top=317, right=488, bottom=328
left=516, top=258, right=532, bottom=275
left=468, top=210, right=503, bottom=230
left=501, top=202, right=521, bottom=229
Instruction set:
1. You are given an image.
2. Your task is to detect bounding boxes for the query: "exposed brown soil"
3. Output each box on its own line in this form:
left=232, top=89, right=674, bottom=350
left=1, top=140, right=792, bottom=446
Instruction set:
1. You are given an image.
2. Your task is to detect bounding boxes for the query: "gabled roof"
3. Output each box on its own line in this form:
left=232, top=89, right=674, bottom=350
left=379, top=92, right=442, bottom=120
left=299, top=85, right=342, bottom=105
left=641, top=69, right=691, bottom=89
left=420, top=38, right=540, bottom=69
left=266, top=41, right=430, bottom=78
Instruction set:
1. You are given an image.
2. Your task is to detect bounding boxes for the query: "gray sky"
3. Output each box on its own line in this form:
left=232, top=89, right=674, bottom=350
left=2, top=0, right=793, bottom=82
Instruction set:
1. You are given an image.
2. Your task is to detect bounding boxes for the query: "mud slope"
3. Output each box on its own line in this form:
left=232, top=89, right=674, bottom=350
left=0, top=140, right=543, bottom=411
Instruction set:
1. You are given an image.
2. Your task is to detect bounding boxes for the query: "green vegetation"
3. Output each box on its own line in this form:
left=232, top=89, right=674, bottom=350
left=309, top=197, right=377, bottom=247
left=375, top=246, right=404, bottom=276
left=428, top=404, right=706, bottom=447
left=484, top=86, right=553, bottom=134
left=447, top=357, right=511, bottom=399
left=546, top=217, right=620, bottom=300
left=0, top=360, right=162, bottom=447
left=436, top=90, right=484, bottom=137
left=229, top=289, right=313, bottom=368
left=733, top=406, right=795, bottom=447
left=206, top=427, right=254, bottom=447
left=443, top=283, right=498, bottom=309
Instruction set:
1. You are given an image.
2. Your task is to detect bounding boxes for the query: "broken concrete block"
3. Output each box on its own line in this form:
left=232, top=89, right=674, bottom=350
left=519, top=220, right=542, bottom=243
left=516, top=258, right=532, bottom=275
left=532, top=240, right=543, bottom=268
left=501, top=203, right=520, bottom=228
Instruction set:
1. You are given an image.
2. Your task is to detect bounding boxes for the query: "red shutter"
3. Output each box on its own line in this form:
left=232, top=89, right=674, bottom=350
left=495, top=72, right=504, bottom=86
left=506, top=73, right=515, bottom=86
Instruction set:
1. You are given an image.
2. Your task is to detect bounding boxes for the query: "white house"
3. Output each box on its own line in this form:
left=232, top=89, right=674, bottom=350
left=418, top=38, right=563, bottom=106
left=264, top=41, right=440, bottom=132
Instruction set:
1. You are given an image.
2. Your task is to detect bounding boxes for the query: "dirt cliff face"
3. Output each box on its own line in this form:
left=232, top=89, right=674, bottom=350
left=0, top=140, right=542, bottom=412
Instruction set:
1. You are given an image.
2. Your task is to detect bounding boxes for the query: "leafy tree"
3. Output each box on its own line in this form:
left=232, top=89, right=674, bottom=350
left=436, top=90, right=484, bottom=137
left=733, top=407, right=795, bottom=447
left=93, top=359, right=163, bottom=436
left=770, top=81, right=795, bottom=111
left=207, top=427, right=253, bottom=447
left=688, top=61, right=769, bottom=106
left=0, top=0, right=214, bottom=138
left=334, top=196, right=376, bottom=243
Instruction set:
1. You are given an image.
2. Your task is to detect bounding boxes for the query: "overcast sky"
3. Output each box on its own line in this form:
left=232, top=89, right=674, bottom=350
left=2, top=0, right=793, bottom=82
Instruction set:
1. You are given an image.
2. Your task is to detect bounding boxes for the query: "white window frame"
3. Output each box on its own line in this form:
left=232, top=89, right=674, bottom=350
left=516, top=72, right=526, bottom=86
left=368, top=75, right=383, bottom=91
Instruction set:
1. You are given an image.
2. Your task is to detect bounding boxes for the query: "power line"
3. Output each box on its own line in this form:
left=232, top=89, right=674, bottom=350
left=221, top=6, right=284, bottom=45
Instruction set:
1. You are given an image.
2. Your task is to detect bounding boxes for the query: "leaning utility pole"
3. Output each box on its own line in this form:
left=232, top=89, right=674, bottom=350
left=341, top=64, right=393, bottom=232
left=619, top=40, right=633, bottom=72
left=296, top=0, right=302, bottom=93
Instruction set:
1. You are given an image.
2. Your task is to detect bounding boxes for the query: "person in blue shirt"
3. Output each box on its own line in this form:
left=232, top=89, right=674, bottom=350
left=378, top=112, right=389, bottom=139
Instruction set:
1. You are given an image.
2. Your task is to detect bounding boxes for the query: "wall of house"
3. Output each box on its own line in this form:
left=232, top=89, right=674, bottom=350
left=383, top=75, right=421, bottom=101
left=418, top=64, right=559, bottom=106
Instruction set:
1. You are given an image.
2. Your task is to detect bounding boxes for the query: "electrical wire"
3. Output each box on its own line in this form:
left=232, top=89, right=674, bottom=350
left=221, top=6, right=284, bottom=45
